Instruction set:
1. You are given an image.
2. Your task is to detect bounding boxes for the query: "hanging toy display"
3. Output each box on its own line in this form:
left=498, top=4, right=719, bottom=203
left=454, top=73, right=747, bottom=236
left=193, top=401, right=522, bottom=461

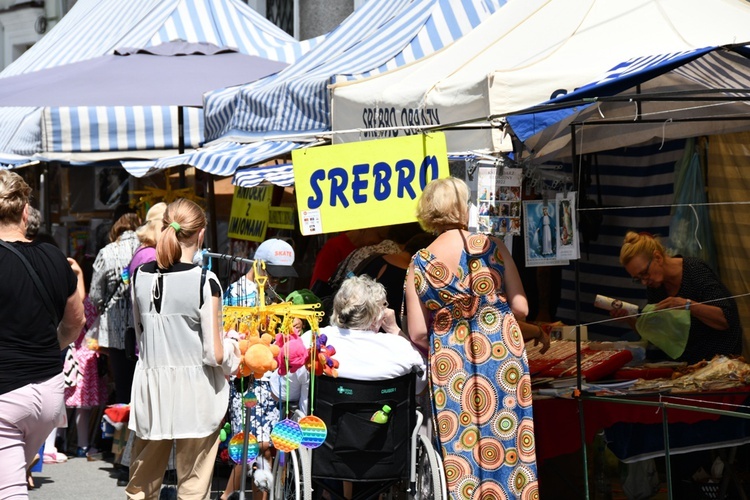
left=271, top=419, right=303, bottom=452
left=298, top=415, right=327, bottom=449
left=216, top=257, right=333, bottom=460
left=228, top=432, right=259, bottom=464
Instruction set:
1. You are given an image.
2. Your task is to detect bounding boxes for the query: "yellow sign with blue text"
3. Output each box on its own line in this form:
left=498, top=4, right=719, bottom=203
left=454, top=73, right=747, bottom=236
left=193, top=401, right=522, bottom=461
left=292, top=133, right=449, bottom=235
left=228, top=186, right=272, bottom=242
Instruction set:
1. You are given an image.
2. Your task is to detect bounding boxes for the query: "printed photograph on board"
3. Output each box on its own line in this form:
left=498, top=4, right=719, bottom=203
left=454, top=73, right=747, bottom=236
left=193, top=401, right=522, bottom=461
left=556, top=191, right=580, bottom=260
left=523, top=200, right=569, bottom=267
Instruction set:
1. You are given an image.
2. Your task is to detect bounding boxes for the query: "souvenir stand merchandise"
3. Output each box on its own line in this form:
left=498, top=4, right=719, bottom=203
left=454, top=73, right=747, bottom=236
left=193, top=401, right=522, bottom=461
left=203, top=253, right=328, bottom=500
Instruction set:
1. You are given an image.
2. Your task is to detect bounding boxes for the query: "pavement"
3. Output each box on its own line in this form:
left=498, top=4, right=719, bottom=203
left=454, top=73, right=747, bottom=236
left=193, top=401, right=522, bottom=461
left=27, top=455, right=124, bottom=500
left=27, top=455, right=234, bottom=500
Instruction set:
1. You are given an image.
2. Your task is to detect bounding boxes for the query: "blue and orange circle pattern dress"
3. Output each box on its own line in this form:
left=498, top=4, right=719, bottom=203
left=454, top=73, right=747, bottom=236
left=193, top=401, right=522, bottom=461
left=412, top=233, right=538, bottom=500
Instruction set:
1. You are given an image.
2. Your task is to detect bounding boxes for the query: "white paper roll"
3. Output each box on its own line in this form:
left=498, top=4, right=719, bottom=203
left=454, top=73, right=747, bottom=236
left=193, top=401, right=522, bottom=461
left=594, top=294, right=639, bottom=315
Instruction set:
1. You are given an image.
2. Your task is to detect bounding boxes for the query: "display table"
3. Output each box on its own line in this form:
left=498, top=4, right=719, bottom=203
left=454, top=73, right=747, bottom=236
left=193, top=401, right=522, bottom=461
left=533, top=388, right=750, bottom=464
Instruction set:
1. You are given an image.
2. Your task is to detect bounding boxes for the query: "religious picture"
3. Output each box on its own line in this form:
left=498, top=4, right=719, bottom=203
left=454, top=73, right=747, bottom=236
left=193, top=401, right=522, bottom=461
left=556, top=191, right=580, bottom=260
left=523, top=200, right=569, bottom=267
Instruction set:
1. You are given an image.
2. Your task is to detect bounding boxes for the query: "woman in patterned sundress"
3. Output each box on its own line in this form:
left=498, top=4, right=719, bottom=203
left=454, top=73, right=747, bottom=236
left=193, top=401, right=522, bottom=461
left=405, top=177, right=539, bottom=500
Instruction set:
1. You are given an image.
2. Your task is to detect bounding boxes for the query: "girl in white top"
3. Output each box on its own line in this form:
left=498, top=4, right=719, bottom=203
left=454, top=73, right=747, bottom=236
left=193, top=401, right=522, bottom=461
left=126, top=198, right=240, bottom=500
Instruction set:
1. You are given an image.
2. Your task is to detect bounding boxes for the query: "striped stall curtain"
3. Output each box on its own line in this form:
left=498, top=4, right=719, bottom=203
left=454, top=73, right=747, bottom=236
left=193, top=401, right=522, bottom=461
left=556, top=140, right=683, bottom=339
left=706, top=132, right=750, bottom=359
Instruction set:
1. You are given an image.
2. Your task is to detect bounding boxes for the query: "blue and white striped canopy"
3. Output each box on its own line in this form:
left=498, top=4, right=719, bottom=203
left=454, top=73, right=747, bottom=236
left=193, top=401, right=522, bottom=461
left=122, top=140, right=311, bottom=178
left=233, top=163, right=295, bottom=188
left=506, top=45, right=750, bottom=162
left=0, top=0, right=319, bottom=159
left=204, top=0, right=507, bottom=144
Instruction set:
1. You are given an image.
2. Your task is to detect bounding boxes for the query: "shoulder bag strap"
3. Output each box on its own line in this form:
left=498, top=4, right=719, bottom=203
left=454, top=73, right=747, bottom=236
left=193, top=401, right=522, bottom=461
left=0, top=239, right=59, bottom=325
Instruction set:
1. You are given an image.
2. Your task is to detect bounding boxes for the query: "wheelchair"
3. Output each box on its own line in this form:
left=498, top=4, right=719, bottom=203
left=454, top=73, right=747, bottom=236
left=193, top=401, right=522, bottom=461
left=271, top=371, right=447, bottom=500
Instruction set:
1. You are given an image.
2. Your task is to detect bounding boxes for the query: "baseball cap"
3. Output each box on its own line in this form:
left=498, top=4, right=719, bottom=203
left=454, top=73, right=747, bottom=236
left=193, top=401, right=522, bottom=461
left=254, top=238, right=298, bottom=278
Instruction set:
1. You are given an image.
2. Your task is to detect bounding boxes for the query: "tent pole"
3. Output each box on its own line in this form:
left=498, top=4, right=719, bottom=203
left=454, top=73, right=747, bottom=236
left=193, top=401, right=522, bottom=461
left=178, top=105, right=186, bottom=188
left=41, top=163, right=52, bottom=234
left=571, top=122, right=591, bottom=500
left=205, top=172, right=218, bottom=251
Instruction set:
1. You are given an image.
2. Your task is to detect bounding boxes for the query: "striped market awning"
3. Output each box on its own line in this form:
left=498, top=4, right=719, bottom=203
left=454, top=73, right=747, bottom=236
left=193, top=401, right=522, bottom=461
left=203, top=0, right=508, bottom=144
left=121, top=140, right=318, bottom=178
left=232, top=163, right=295, bottom=188
left=0, top=0, right=320, bottom=160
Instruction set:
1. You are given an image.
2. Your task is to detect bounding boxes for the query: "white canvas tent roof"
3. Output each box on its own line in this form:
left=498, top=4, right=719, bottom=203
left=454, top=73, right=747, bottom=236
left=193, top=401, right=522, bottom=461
left=330, top=0, right=750, bottom=154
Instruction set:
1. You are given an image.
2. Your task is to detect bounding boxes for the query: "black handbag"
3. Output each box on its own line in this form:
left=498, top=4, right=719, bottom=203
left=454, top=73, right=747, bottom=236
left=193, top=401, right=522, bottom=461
left=124, top=327, right=137, bottom=361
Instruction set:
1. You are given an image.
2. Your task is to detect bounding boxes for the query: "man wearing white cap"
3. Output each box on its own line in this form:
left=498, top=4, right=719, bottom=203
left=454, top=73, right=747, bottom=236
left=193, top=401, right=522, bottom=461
left=223, top=238, right=297, bottom=306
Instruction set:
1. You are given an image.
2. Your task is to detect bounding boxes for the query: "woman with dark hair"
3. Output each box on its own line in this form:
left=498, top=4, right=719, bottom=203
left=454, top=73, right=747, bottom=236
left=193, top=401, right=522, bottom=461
left=126, top=199, right=239, bottom=499
left=358, top=231, right=435, bottom=328
left=0, top=170, right=85, bottom=497
left=90, top=211, right=141, bottom=404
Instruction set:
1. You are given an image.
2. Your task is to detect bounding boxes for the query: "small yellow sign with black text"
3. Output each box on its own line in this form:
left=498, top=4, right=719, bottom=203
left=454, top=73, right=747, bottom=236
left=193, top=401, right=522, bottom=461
left=228, top=186, right=272, bottom=242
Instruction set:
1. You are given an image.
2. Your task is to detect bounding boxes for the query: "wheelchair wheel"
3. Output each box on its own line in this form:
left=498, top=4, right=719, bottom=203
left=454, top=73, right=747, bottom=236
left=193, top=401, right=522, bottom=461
left=272, top=448, right=308, bottom=500
left=415, top=434, right=447, bottom=500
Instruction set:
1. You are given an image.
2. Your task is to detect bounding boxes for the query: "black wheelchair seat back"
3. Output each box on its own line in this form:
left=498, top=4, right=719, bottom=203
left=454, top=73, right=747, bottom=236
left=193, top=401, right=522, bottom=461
left=311, top=372, right=417, bottom=482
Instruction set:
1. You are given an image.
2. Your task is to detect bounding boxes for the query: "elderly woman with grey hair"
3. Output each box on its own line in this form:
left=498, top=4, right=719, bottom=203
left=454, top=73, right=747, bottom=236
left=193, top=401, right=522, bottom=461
left=270, top=274, right=426, bottom=414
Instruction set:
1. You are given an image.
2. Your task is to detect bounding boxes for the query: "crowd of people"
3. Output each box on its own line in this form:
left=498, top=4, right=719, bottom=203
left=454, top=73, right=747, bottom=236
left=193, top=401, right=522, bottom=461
left=0, top=168, right=744, bottom=500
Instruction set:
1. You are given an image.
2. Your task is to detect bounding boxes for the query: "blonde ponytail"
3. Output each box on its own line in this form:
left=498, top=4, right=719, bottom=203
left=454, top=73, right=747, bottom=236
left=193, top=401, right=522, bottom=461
left=155, top=199, right=206, bottom=269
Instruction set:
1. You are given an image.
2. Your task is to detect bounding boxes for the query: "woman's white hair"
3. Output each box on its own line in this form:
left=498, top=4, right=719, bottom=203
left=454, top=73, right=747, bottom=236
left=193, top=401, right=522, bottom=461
left=331, top=275, right=387, bottom=330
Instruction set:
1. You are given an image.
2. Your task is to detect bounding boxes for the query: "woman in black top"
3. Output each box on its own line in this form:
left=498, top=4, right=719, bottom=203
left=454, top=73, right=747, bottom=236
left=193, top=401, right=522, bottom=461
left=614, top=231, right=741, bottom=364
left=0, top=170, right=85, bottom=497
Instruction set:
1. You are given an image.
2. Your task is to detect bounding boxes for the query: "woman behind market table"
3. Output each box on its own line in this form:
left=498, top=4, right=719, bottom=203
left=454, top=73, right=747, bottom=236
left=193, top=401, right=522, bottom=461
left=0, top=170, right=85, bottom=498
left=126, top=199, right=240, bottom=499
left=613, top=231, right=741, bottom=364
left=405, top=177, right=539, bottom=500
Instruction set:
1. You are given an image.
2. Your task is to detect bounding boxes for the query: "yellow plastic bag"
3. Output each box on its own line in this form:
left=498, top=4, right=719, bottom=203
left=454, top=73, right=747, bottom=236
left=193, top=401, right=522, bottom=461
left=635, top=304, right=691, bottom=359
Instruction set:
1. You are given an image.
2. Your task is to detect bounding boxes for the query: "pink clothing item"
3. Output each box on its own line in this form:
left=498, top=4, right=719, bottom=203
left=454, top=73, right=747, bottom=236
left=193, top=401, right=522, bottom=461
left=65, top=297, right=108, bottom=408
left=0, top=373, right=66, bottom=499
left=309, top=233, right=356, bottom=287
left=129, top=245, right=157, bottom=277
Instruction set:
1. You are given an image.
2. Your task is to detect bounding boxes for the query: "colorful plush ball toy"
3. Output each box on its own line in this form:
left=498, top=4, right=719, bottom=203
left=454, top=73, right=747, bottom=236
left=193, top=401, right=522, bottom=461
left=299, top=415, right=327, bottom=449
left=271, top=419, right=303, bottom=452
left=228, top=432, right=259, bottom=464
left=236, top=329, right=281, bottom=379
left=275, top=330, right=308, bottom=376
